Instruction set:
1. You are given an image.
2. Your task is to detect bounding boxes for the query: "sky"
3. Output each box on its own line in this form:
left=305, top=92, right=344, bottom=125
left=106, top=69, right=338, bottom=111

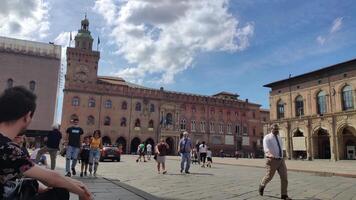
left=1, top=0, right=356, bottom=122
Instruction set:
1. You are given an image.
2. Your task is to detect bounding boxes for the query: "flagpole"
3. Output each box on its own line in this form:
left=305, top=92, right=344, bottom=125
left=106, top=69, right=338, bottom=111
left=69, top=31, right=72, bottom=47
left=97, top=36, right=100, bottom=51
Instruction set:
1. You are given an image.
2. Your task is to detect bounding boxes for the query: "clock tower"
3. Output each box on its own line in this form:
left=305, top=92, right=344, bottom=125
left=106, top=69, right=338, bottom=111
left=65, top=15, right=100, bottom=84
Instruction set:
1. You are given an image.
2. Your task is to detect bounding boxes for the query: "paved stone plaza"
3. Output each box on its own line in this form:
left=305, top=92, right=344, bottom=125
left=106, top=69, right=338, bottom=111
left=57, top=155, right=356, bottom=200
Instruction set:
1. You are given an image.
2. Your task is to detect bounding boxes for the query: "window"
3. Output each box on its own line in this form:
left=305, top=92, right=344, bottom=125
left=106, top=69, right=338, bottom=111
left=166, top=113, right=173, bottom=125
left=191, top=120, right=196, bottom=132
left=87, top=115, right=95, bottom=125
left=295, top=95, right=304, bottom=117
left=192, top=106, right=196, bottom=113
left=150, top=104, right=155, bottom=112
left=104, top=116, right=111, bottom=126
left=120, top=117, right=127, bottom=127
left=121, top=101, right=127, bottom=110
left=7, top=78, right=13, bottom=88
left=135, top=119, right=141, bottom=127
left=88, top=98, right=95, bottom=107
left=70, top=114, right=78, bottom=122
left=135, top=102, right=141, bottom=111
left=210, top=122, right=215, bottom=133
left=342, top=85, right=354, bottom=111
left=277, top=100, right=285, bottom=119
left=105, top=100, right=112, bottom=109
left=72, top=97, right=80, bottom=106
left=200, top=121, right=205, bottom=132
left=180, top=119, right=186, bottom=130
left=227, top=124, right=232, bottom=134
left=219, top=123, right=223, bottom=133
left=148, top=120, right=154, bottom=128
left=29, top=81, right=36, bottom=91
left=243, top=126, right=248, bottom=135
left=235, top=125, right=240, bottom=135
left=317, top=91, right=327, bottom=114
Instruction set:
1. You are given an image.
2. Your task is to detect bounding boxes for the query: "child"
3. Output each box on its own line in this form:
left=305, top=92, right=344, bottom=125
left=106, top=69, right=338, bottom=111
left=206, top=148, right=212, bottom=168
left=80, top=137, right=90, bottom=177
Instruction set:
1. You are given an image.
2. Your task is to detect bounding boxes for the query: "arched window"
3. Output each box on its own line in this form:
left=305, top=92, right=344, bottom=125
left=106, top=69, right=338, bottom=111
left=87, top=115, right=95, bottom=125
left=148, top=120, right=154, bottom=128
left=191, top=120, right=196, bottom=131
left=342, top=85, right=354, bottom=110
left=210, top=122, right=215, bottom=133
left=200, top=121, right=205, bottom=132
left=150, top=104, right=155, bottom=112
left=295, top=95, right=304, bottom=117
left=317, top=91, right=327, bottom=114
left=72, top=97, right=80, bottom=106
left=135, top=102, right=141, bottom=111
left=104, top=116, right=111, bottom=126
left=7, top=78, right=13, bottom=88
left=121, top=101, right=127, bottom=110
left=88, top=98, right=95, bottom=107
left=277, top=100, right=285, bottom=119
left=105, top=100, right=112, bottom=109
left=166, top=113, right=173, bottom=125
left=70, top=114, right=78, bottom=122
left=180, top=119, right=186, bottom=130
left=219, top=123, right=224, bottom=133
left=135, top=119, right=141, bottom=127
left=29, top=81, right=36, bottom=91
left=120, top=117, right=127, bottom=127
left=227, top=123, right=232, bottom=133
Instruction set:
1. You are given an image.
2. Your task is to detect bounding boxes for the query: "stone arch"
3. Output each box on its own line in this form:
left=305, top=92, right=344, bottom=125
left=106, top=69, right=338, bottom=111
left=337, top=124, right=356, bottom=160
left=291, top=128, right=307, bottom=159
left=102, top=136, right=111, bottom=145
left=312, top=127, right=331, bottom=159
left=116, top=137, right=127, bottom=154
left=130, top=137, right=141, bottom=154
left=166, top=137, right=174, bottom=155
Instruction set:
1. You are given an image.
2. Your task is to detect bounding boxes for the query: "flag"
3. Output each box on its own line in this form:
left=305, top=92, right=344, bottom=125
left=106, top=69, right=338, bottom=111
left=69, top=32, right=72, bottom=47
left=97, top=36, right=100, bottom=51
left=98, top=36, right=100, bottom=45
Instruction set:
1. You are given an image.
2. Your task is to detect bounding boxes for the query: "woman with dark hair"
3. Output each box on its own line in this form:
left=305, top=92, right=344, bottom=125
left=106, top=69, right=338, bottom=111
left=199, top=141, right=208, bottom=167
left=89, top=130, right=102, bottom=176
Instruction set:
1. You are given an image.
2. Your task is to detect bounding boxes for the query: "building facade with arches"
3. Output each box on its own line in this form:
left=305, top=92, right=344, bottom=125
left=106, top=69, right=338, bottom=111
left=264, top=59, right=356, bottom=161
left=61, top=17, right=269, bottom=156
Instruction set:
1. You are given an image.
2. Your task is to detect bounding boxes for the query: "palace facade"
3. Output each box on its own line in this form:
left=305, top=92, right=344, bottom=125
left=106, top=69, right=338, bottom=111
left=264, top=59, right=356, bottom=161
left=61, top=17, right=269, bottom=155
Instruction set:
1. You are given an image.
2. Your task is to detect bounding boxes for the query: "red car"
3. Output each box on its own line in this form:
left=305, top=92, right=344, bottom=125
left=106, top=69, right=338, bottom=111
left=100, top=145, right=121, bottom=162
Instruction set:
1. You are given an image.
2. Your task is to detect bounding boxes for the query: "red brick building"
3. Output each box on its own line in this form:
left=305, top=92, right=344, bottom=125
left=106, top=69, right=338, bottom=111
left=61, top=17, right=269, bottom=156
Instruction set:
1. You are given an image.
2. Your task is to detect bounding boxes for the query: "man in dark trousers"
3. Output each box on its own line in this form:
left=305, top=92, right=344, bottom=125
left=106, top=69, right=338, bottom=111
left=259, top=124, right=291, bottom=200
left=36, top=124, right=62, bottom=170
left=64, top=118, right=83, bottom=177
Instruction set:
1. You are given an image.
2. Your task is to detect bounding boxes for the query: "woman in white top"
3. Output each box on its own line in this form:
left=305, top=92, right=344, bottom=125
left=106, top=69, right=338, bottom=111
left=199, top=141, right=208, bottom=167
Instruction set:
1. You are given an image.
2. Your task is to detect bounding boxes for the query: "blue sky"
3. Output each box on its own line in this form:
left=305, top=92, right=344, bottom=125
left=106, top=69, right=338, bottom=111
left=2, top=0, right=356, bottom=122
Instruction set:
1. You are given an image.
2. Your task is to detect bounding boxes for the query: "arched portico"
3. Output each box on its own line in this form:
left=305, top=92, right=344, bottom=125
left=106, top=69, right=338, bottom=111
left=130, top=137, right=141, bottom=154
left=312, top=128, right=331, bottom=159
left=292, top=129, right=307, bottom=159
left=116, top=137, right=127, bottom=154
left=337, top=125, right=356, bottom=160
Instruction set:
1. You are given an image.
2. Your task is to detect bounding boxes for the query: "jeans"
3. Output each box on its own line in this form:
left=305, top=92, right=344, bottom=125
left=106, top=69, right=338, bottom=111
left=31, top=188, right=69, bottom=200
left=65, top=146, right=80, bottom=173
left=35, top=147, right=58, bottom=170
left=89, top=148, right=100, bottom=173
left=180, top=152, right=191, bottom=172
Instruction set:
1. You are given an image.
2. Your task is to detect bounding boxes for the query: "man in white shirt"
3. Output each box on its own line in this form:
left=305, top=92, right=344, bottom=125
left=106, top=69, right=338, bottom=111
left=146, top=143, right=152, bottom=160
left=259, top=124, right=291, bottom=200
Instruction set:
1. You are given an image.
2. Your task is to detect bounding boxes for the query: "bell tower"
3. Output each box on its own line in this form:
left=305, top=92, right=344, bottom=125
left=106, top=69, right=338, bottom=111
left=65, top=15, right=100, bottom=84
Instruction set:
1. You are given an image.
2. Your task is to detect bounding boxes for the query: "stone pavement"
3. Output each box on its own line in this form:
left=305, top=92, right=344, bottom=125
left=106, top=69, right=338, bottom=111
left=84, top=155, right=356, bottom=200
left=168, top=156, right=356, bottom=178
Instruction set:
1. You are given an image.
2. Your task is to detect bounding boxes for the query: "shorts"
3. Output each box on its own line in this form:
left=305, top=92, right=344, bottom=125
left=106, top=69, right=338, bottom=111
left=207, top=157, right=212, bottom=162
left=81, top=157, right=89, bottom=164
left=139, top=151, right=145, bottom=156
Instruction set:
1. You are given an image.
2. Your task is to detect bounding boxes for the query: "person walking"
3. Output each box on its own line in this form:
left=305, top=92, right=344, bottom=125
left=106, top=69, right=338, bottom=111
left=206, top=148, right=212, bottom=168
left=0, top=86, right=92, bottom=200
left=155, top=138, right=169, bottom=174
left=89, top=130, right=102, bottom=176
left=80, top=137, right=90, bottom=177
left=146, top=143, right=152, bottom=160
left=195, top=141, right=201, bottom=164
left=259, top=124, right=291, bottom=200
left=35, top=124, right=62, bottom=170
left=178, top=131, right=193, bottom=174
left=199, top=141, right=208, bottom=167
left=64, top=118, right=84, bottom=177
left=136, top=142, right=146, bottom=162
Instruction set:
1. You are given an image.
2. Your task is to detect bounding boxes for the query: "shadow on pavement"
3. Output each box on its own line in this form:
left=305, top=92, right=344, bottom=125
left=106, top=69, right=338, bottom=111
left=264, top=195, right=321, bottom=200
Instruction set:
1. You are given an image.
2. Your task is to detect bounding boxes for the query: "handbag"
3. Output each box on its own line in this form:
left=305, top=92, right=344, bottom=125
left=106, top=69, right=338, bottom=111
left=3, top=178, right=39, bottom=200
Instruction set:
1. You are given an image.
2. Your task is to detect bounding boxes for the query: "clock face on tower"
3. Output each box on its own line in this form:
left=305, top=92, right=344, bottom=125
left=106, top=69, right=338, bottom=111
left=75, top=65, right=89, bottom=82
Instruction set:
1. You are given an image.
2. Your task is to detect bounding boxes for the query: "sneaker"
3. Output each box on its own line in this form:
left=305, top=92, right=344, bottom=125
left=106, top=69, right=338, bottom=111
left=136, top=159, right=139, bottom=162
left=180, top=169, right=183, bottom=173
left=281, top=195, right=292, bottom=200
left=258, top=185, right=264, bottom=196
left=65, top=172, right=71, bottom=177
left=80, top=172, right=83, bottom=177
left=163, top=171, right=167, bottom=174
left=185, top=171, right=190, bottom=174
left=84, top=172, right=87, bottom=176
left=93, top=172, right=97, bottom=177
left=71, top=168, right=76, bottom=176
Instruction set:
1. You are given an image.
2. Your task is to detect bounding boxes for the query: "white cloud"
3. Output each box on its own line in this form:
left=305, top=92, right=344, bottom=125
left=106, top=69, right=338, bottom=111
left=94, top=0, right=254, bottom=84
left=0, top=0, right=50, bottom=40
left=316, top=17, right=343, bottom=45
left=330, top=17, right=343, bottom=33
